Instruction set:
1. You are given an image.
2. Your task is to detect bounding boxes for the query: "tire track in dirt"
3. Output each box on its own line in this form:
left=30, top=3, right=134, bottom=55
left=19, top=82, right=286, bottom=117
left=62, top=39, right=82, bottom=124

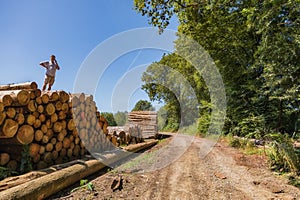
left=50, top=135, right=300, bottom=200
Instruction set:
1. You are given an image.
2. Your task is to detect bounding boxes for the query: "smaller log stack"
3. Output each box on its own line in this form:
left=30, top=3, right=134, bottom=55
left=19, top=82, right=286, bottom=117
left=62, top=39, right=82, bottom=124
left=0, top=82, right=113, bottom=173
left=107, top=125, right=143, bottom=146
left=128, top=111, right=158, bottom=139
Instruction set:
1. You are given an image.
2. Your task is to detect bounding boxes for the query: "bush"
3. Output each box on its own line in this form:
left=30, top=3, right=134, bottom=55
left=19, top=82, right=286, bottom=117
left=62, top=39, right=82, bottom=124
left=267, top=133, right=300, bottom=174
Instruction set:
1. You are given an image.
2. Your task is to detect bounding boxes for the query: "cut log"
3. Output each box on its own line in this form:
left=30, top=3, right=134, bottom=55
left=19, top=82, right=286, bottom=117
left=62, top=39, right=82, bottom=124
left=26, top=114, right=35, bottom=126
left=27, top=100, right=37, bottom=112
left=29, top=143, right=41, bottom=157
left=39, top=114, right=46, bottom=122
left=16, top=125, right=34, bottom=145
left=34, top=130, right=43, bottom=142
left=43, top=152, right=53, bottom=163
left=39, top=146, right=45, bottom=155
left=45, top=143, right=54, bottom=152
left=14, top=90, right=30, bottom=106
left=2, top=119, right=19, bottom=137
left=51, top=150, right=59, bottom=160
left=53, top=122, right=63, bottom=133
left=50, top=91, right=59, bottom=102
left=0, top=82, right=38, bottom=91
left=55, top=101, right=62, bottom=111
left=5, top=107, right=16, bottom=119
left=7, top=160, right=18, bottom=171
left=59, top=91, right=70, bottom=103
left=0, top=153, right=10, bottom=166
left=62, top=137, right=71, bottom=149
left=0, top=93, right=13, bottom=106
left=37, top=105, right=44, bottom=114
left=0, top=102, right=4, bottom=112
left=0, top=112, right=6, bottom=126
left=41, top=93, right=49, bottom=104
left=50, top=113, right=58, bottom=123
left=33, top=119, right=41, bottom=129
left=36, top=96, right=42, bottom=105
left=45, top=103, right=55, bottom=115
left=15, top=113, right=25, bottom=125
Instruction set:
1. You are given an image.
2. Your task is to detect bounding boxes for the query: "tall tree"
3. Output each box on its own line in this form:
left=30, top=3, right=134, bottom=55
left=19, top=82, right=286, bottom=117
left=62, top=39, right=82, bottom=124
left=132, top=100, right=155, bottom=111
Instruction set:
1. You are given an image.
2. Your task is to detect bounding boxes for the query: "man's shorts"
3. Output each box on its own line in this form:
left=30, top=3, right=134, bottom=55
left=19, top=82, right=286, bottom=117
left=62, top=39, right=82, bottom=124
left=44, top=74, right=55, bottom=86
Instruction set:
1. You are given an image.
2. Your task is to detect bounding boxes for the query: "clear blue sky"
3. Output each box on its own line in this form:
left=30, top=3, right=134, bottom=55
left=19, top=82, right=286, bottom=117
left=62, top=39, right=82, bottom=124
left=0, top=1, right=178, bottom=112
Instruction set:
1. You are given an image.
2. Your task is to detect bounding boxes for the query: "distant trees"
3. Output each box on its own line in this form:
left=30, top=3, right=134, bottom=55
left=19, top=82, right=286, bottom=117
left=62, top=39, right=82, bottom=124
left=114, top=111, right=128, bottom=126
left=132, top=100, right=155, bottom=111
left=101, top=112, right=117, bottom=126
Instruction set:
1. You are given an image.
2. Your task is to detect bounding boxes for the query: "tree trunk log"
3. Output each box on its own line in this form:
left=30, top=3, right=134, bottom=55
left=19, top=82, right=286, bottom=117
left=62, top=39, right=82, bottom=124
left=2, top=119, right=19, bottom=138
left=0, top=82, right=38, bottom=91
left=16, top=124, right=34, bottom=145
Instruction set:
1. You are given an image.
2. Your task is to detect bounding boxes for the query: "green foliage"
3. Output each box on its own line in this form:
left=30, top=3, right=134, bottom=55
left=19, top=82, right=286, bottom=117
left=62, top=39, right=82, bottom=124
left=20, top=145, right=32, bottom=174
left=114, top=111, right=128, bottom=126
left=132, top=100, right=155, bottom=111
left=233, top=115, right=266, bottom=139
left=0, top=166, right=18, bottom=181
left=267, top=133, right=300, bottom=174
left=135, top=0, right=300, bottom=137
left=101, top=112, right=117, bottom=126
left=71, top=179, right=94, bottom=193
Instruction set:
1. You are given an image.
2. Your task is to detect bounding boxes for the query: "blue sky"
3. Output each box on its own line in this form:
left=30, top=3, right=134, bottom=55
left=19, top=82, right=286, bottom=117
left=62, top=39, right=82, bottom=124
left=0, top=1, right=178, bottom=112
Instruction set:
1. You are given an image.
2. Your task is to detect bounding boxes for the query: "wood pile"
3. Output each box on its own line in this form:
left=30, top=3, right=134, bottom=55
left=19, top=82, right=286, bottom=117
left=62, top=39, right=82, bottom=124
left=0, top=82, right=112, bottom=172
left=107, top=125, right=143, bottom=146
left=128, top=111, right=158, bottom=138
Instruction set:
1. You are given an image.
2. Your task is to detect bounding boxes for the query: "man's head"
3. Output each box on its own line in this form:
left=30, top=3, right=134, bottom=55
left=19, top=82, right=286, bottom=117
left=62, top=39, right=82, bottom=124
left=50, top=55, right=56, bottom=61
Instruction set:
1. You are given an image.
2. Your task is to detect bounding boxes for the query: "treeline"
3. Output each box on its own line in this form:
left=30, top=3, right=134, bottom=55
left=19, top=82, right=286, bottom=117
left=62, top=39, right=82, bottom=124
left=134, top=0, right=299, bottom=137
left=134, top=0, right=300, bottom=175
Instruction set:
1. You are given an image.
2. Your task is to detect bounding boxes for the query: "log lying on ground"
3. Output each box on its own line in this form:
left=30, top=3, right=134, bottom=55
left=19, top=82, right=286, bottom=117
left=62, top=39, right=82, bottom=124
left=0, top=82, right=38, bottom=91
left=0, top=139, right=158, bottom=200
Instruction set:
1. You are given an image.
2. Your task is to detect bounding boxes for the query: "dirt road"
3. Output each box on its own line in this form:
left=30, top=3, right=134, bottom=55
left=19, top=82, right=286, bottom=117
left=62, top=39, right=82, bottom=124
left=50, top=134, right=300, bottom=200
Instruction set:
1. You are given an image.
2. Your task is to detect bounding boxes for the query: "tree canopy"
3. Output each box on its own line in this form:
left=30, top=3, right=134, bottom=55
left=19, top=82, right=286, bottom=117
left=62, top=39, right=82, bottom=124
left=132, top=100, right=155, bottom=111
left=134, top=0, right=300, bottom=136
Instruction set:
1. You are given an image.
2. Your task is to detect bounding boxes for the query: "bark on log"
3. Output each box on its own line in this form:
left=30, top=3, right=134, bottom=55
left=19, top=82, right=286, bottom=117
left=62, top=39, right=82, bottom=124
left=0, top=102, right=4, bottom=112
left=0, top=140, right=158, bottom=200
left=0, top=112, right=6, bottom=126
left=0, top=82, right=38, bottom=91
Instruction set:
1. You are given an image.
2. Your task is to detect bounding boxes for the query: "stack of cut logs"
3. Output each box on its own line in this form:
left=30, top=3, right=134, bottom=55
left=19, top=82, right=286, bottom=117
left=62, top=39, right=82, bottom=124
left=0, top=82, right=111, bottom=172
left=107, top=125, right=143, bottom=146
left=128, top=111, right=158, bottom=139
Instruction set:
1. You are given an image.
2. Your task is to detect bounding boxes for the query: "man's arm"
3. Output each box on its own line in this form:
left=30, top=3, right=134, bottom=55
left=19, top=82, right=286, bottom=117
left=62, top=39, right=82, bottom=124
left=39, top=61, right=48, bottom=68
left=54, top=60, right=60, bottom=70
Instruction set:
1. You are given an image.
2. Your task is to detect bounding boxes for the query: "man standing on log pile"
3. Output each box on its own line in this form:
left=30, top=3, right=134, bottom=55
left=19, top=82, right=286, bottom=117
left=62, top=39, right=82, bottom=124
left=39, top=54, right=60, bottom=91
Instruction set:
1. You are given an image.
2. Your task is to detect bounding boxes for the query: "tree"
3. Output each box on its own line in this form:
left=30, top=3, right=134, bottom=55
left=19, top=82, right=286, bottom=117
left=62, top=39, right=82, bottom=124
left=134, top=0, right=300, bottom=136
left=132, top=100, right=155, bottom=111
left=101, top=112, right=117, bottom=126
left=114, top=111, right=128, bottom=126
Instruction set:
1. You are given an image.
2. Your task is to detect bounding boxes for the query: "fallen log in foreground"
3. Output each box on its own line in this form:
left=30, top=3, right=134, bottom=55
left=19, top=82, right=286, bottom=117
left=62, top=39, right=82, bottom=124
left=0, top=139, right=158, bottom=200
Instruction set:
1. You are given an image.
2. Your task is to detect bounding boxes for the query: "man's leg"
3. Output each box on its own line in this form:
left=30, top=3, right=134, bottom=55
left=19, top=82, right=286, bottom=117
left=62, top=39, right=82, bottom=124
left=42, top=83, right=47, bottom=91
left=42, top=75, right=48, bottom=91
left=48, top=76, right=54, bottom=91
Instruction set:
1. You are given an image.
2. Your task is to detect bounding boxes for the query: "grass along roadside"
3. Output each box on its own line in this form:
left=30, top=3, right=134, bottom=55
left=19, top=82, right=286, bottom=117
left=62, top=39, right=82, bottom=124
left=222, top=133, right=300, bottom=188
